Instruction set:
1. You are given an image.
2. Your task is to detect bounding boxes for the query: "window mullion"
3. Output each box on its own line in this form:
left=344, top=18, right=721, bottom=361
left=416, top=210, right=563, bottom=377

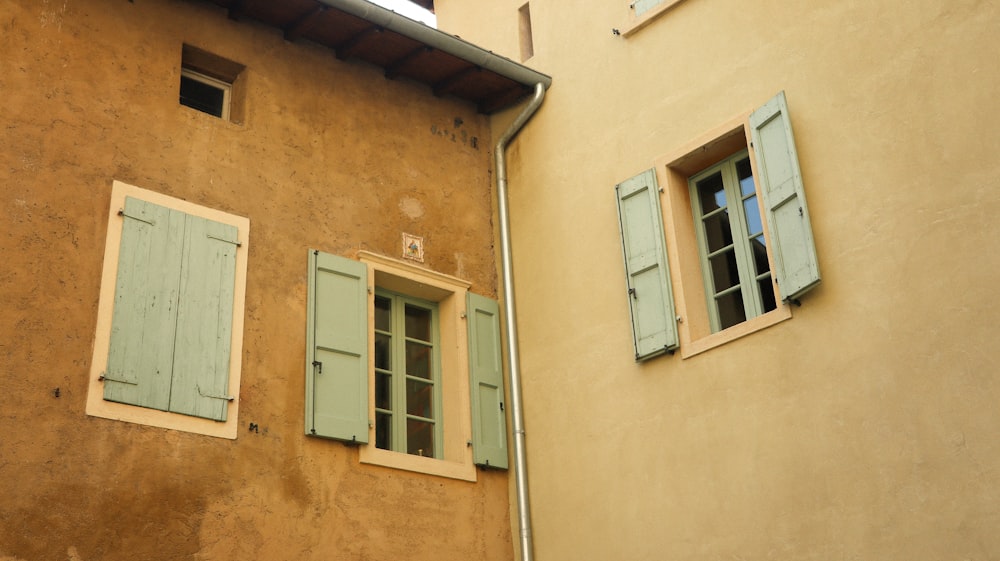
left=722, top=159, right=763, bottom=319
left=390, top=294, right=407, bottom=453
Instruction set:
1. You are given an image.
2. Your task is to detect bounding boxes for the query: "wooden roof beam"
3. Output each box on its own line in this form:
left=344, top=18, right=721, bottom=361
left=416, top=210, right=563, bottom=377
left=226, top=0, right=245, bottom=20
left=335, top=25, right=383, bottom=60
left=284, top=5, right=328, bottom=41
left=433, top=66, right=480, bottom=97
left=384, top=46, right=433, bottom=79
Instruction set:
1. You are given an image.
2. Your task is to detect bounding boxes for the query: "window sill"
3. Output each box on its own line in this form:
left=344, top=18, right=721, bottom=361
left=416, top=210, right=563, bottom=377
left=360, top=446, right=477, bottom=482
left=679, top=304, right=792, bottom=359
left=619, top=0, right=688, bottom=38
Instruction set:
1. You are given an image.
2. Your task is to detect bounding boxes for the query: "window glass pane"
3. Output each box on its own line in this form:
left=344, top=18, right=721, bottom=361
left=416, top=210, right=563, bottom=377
left=716, top=291, right=747, bottom=330
left=758, top=277, right=777, bottom=313
left=406, top=379, right=433, bottom=418
left=375, top=412, right=391, bottom=450
left=709, top=249, right=741, bottom=292
left=407, top=419, right=434, bottom=457
left=743, top=196, right=763, bottom=237
left=374, top=333, right=391, bottom=371
left=736, top=157, right=755, bottom=196
left=375, top=372, right=391, bottom=410
left=406, top=341, right=432, bottom=379
left=374, top=295, right=391, bottom=332
left=702, top=212, right=733, bottom=253
left=405, top=304, right=432, bottom=342
left=179, top=75, right=225, bottom=118
left=697, top=172, right=727, bottom=213
left=751, top=235, right=770, bottom=276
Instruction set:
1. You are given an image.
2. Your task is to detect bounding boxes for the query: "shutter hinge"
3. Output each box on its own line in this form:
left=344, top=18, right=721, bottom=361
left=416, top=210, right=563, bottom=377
left=197, top=385, right=235, bottom=401
left=207, top=233, right=242, bottom=247
left=118, top=209, right=154, bottom=226
left=97, top=372, right=137, bottom=385
left=312, top=360, right=323, bottom=374
left=628, top=287, right=637, bottom=299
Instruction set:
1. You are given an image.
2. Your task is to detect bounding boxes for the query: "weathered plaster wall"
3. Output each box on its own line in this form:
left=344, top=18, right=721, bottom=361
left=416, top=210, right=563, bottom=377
left=0, top=1, right=510, bottom=559
left=438, top=0, right=1000, bottom=560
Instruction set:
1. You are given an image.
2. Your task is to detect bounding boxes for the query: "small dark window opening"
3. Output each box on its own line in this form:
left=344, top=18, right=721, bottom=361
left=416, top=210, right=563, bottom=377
left=518, top=3, right=534, bottom=61
left=179, top=45, right=245, bottom=123
left=180, top=71, right=227, bottom=118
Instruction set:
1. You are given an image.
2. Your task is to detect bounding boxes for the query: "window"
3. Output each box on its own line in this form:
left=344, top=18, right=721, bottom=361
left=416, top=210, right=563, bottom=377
left=373, top=290, right=442, bottom=458
left=518, top=2, right=534, bottom=62
left=180, top=69, right=231, bottom=119
left=689, top=150, right=777, bottom=332
left=86, top=181, right=249, bottom=439
left=179, top=44, right=245, bottom=123
left=305, top=250, right=509, bottom=480
left=615, top=91, right=820, bottom=360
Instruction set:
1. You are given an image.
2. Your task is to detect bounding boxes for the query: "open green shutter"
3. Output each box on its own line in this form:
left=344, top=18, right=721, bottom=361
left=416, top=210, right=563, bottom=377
left=632, top=0, right=663, bottom=17
left=615, top=169, right=678, bottom=360
left=306, top=250, right=370, bottom=443
left=104, top=197, right=185, bottom=411
left=467, top=293, right=508, bottom=469
left=750, top=91, right=821, bottom=302
left=168, top=214, right=239, bottom=421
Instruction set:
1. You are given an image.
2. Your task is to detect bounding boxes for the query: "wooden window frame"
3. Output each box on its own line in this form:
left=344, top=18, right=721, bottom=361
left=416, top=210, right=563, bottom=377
left=357, top=252, right=477, bottom=481
left=689, top=149, right=777, bottom=332
left=180, top=44, right=246, bottom=124
left=373, top=289, right=443, bottom=459
left=180, top=68, right=232, bottom=121
left=653, top=114, right=792, bottom=358
left=86, top=181, right=249, bottom=439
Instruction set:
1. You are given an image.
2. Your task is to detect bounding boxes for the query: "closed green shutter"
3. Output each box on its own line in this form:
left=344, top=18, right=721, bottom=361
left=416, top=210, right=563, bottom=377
left=168, top=214, right=238, bottom=421
left=749, top=91, right=821, bottom=302
left=615, top=169, right=678, bottom=360
left=104, top=197, right=185, bottom=411
left=306, top=250, right=370, bottom=443
left=467, top=293, right=508, bottom=469
left=103, top=197, right=239, bottom=422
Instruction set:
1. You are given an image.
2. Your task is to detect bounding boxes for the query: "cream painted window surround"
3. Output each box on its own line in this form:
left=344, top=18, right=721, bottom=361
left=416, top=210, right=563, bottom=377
left=86, top=180, right=249, bottom=439
left=358, top=252, right=477, bottom=480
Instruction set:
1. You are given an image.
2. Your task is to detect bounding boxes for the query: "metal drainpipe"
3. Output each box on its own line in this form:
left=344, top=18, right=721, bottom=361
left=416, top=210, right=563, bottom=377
left=495, top=82, right=546, bottom=561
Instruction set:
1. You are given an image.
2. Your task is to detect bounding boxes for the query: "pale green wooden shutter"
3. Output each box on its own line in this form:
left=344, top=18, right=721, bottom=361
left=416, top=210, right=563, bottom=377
left=104, top=197, right=239, bottom=422
left=104, top=197, right=185, bottom=411
left=168, top=214, right=238, bottom=421
left=632, top=0, right=663, bottom=17
left=306, top=250, right=370, bottom=443
left=615, top=169, right=678, bottom=360
left=467, top=293, right=508, bottom=469
left=749, top=91, right=821, bottom=302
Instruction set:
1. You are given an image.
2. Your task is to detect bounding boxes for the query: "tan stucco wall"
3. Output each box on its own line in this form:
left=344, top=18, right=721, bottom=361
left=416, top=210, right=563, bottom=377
left=0, top=1, right=512, bottom=559
left=438, top=0, right=1000, bottom=560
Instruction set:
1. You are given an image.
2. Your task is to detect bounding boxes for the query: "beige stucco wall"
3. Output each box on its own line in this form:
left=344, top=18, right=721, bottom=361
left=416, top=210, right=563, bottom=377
left=437, top=0, right=1000, bottom=559
left=0, top=1, right=513, bottom=559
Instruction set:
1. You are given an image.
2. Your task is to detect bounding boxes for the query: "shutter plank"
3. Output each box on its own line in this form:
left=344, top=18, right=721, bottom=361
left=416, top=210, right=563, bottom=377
left=169, top=214, right=238, bottom=421
left=306, top=251, right=370, bottom=443
left=468, top=293, right=508, bottom=469
left=104, top=197, right=184, bottom=410
left=615, top=169, right=678, bottom=360
left=749, top=91, right=821, bottom=301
